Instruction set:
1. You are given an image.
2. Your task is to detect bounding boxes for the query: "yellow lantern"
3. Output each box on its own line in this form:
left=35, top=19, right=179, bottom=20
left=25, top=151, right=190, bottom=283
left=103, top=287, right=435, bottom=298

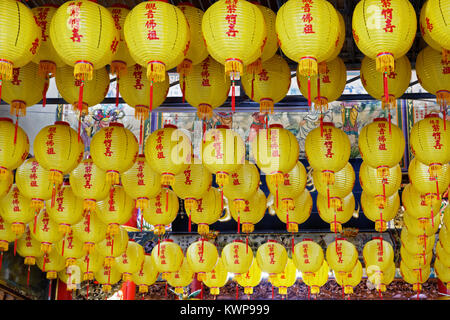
left=276, top=0, right=340, bottom=105
left=94, top=264, right=122, bottom=293
left=335, top=259, right=363, bottom=295
left=187, top=187, right=222, bottom=236
left=403, top=211, right=440, bottom=237
left=293, top=239, right=324, bottom=280
left=422, top=0, right=450, bottom=62
left=400, top=246, right=432, bottom=269
left=132, top=254, right=159, bottom=294
left=172, top=162, right=212, bottom=212
left=36, top=249, right=66, bottom=280
left=179, top=56, right=230, bottom=120
left=203, top=256, right=229, bottom=296
left=229, top=188, right=266, bottom=234
left=358, top=118, right=406, bottom=176
left=317, top=192, right=355, bottom=233
left=235, top=257, right=262, bottom=296
left=69, top=157, right=111, bottom=214
left=55, top=230, right=84, bottom=267
left=2, top=63, right=46, bottom=122
left=256, top=240, right=287, bottom=282
left=151, top=239, right=184, bottom=280
left=0, top=170, right=12, bottom=198
left=96, top=226, right=129, bottom=267
left=273, top=189, right=312, bottom=233
left=16, top=226, right=44, bottom=267
left=297, top=57, right=347, bottom=111
left=145, top=124, right=192, bottom=187
left=410, top=114, right=450, bottom=176
left=366, top=261, right=395, bottom=293
left=0, top=215, right=15, bottom=253
left=434, top=257, right=450, bottom=290
left=115, top=240, right=145, bottom=281
left=167, top=258, right=194, bottom=294
left=30, top=209, right=64, bottom=254
left=0, top=185, right=34, bottom=237
left=271, top=258, right=297, bottom=296
left=440, top=226, right=450, bottom=255
left=222, top=239, right=254, bottom=275
left=352, top=0, right=416, bottom=103
left=143, top=189, right=179, bottom=236
left=79, top=250, right=104, bottom=281
left=326, top=238, right=358, bottom=274
left=186, top=239, right=219, bottom=281
left=419, top=1, right=448, bottom=59
left=436, top=241, right=450, bottom=267
left=321, top=10, right=345, bottom=66
left=0, top=117, right=29, bottom=179
left=400, top=260, right=430, bottom=293
left=96, top=185, right=134, bottom=237
left=305, top=122, right=351, bottom=186
left=302, top=259, right=329, bottom=296
left=400, top=228, right=434, bottom=255
left=71, top=208, right=107, bottom=254
left=31, top=5, right=65, bottom=78
left=241, top=54, right=291, bottom=113
left=416, top=46, right=450, bottom=110
left=444, top=206, right=450, bottom=231
left=408, top=157, right=450, bottom=198
left=360, top=191, right=400, bottom=232
left=360, top=55, right=411, bottom=109
left=203, top=125, right=245, bottom=189
left=0, top=0, right=41, bottom=83
left=202, top=0, right=266, bottom=111
left=90, top=122, right=139, bottom=185
left=55, top=65, right=110, bottom=115
left=363, top=238, right=395, bottom=273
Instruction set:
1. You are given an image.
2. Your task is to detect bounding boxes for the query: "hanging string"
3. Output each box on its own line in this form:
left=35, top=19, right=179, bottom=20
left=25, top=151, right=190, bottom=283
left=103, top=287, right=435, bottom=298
left=115, top=76, right=120, bottom=107
left=251, top=72, right=255, bottom=100
left=42, top=76, right=49, bottom=108
left=188, top=211, right=192, bottom=233
left=139, top=207, right=143, bottom=232
left=77, top=79, right=85, bottom=142
left=165, top=281, right=168, bottom=298
left=231, top=73, right=236, bottom=113
left=14, top=114, right=19, bottom=145
left=33, top=209, right=38, bottom=234
left=14, top=238, right=17, bottom=256
left=307, top=76, right=311, bottom=107
left=271, top=284, right=274, bottom=300
left=237, top=210, right=240, bottom=234
left=61, top=232, right=66, bottom=257
left=182, top=75, right=186, bottom=103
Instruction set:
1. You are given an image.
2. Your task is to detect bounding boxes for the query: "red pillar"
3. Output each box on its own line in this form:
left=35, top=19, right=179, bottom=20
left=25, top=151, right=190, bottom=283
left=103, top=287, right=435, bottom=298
left=55, top=279, right=72, bottom=300
left=122, top=280, right=136, bottom=300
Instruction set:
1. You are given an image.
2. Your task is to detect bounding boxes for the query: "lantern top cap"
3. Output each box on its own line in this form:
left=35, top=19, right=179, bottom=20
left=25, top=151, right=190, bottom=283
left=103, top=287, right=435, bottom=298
left=267, top=240, right=278, bottom=243
left=322, top=122, right=335, bottom=127
left=109, top=122, right=124, bottom=127
left=216, top=125, right=230, bottom=129
left=54, top=121, right=70, bottom=126
left=302, top=238, right=313, bottom=242
left=424, top=113, right=439, bottom=119
left=164, top=124, right=178, bottom=129
left=269, top=124, right=283, bottom=129
left=0, top=118, right=13, bottom=123
left=162, top=239, right=173, bottom=243
left=373, top=117, right=388, bottom=122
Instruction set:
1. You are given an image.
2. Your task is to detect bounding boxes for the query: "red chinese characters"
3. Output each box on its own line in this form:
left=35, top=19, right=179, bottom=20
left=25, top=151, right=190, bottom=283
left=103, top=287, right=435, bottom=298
left=12, top=188, right=20, bottom=212
left=430, top=119, right=443, bottom=150
left=335, top=241, right=343, bottom=263
left=29, top=37, right=40, bottom=55
left=34, top=7, right=50, bottom=41
left=41, top=212, right=50, bottom=232
left=268, top=243, right=275, bottom=264
left=233, top=244, right=240, bottom=264
left=271, top=128, right=280, bottom=158
left=380, top=0, right=396, bottom=33
left=377, top=122, right=387, bottom=151
left=196, top=199, right=203, bottom=213
left=213, top=134, right=223, bottom=160
left=46, top=127, right=57, bottom=155
left=323, top=128, right=334, bottom=159
left=376, top=241, right=384, bottom=262
left=283, top=173, right=291, bottom=186
left=25, top=231, right=33, bottom=247
left=183, top=169, right=192, bottom=185
left=302, top=243, right=310, bottom=264
left=108, top=189, right=116, bottom=211
left=425, top=17, right=433, bottom=33
left=258, top=69, right=269, bottom=81
left=201, top=59, right=211, bottom=87
left=67, top=233, right=74, bottom=250
left=83, top=161, right=93, bottom=189
left=103, top=127, right=114, bottom=157
left=133, top=64, right=144, bottom=90
left=136, top=161, right=145, bottom=186
left=68, top=2, right=84, bottom=43
left=29, top=161, right=39, bottom=188
left=122, top=252, right=129, bottom=264
left=197, top=242, right=205, bottom=263
left=301, top=0, right=315, bottom=34
left=156, top=131, right=165, bottom=159
left=225, top=0, right=239, bottom=37
left=111, top=9, right=122, bottom=31
left=155, top=193, right=162, bottom=214
left=231, top=173, right=240, bottom=185
left=56, top=190, right=65, bottom=212
left=11, top=68, right=21, bottom=86
left=145, top=2, right=159, bottom=40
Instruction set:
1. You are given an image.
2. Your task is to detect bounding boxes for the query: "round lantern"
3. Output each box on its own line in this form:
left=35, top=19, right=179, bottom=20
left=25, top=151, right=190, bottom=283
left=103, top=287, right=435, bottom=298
left=241, top=54, right=291, bottom=114
left=273, top=188, right=312, bottom=233
left=71, top=206, right=108, bottom=254
left=352, top=0, right=416, bottom=103
left=359, top=161, right=402, bottom=204
left=0, top=215, right=15, bottom=254
left=151, top=239, right=184, bottom=280
left=30, top=209, right=64, bottom=254
left=96, top=226, right=129, bottom=267
left=0, top=0, right=41, bottom=84
left=172, top=162, right=212, bottom=212
left=96, top=185, right=134, bottom=236
left=36, top=249, right=65, bottom=280
left=202, top=0, right=266, bottom=110
left=317, top=192, right=355, bottom=233
left=0, top=185, right=34, bottom=238
left=229, top=188, right=266, bottom=234
left=202, top=125, right=245, bottom=189
left=235, top=257, right=262, bottom=296
left=360, top=191, right=400, bottom=232
left=421, top=0, right=450, bottom=62
left=363, top=238, right=395, bottom=273
left=222, top=239, right=254, bottom=275
left=326, top=239, right=358, bottom=274
left=271, top=258, right=297, bottom=296
left=436, top=241, right=450, bottom=267
left=256, top=240, right=287, bottom=281
left=358, top=118, right=406, bottom=176
left=167, top=258, right=194, bottom=294
left=440, top=226, right=450, bottom=254
left=70, top=157, right=111, bottom=214
left=142, top=189, right=179, bottom=236
left=360, top=55, right=411, bottom=109
left=408, top=157, right=450, bottom=198
left=0, top=117, right=29, bottom=179
left=400, top=260, right=430, bottom=293
left=79, top=251, right=104, bottom=281
left=403, top=211, right=440, bottom=237
left=55, top=230, right=84, bottom=267
left=416, top=46, right=450, bottom=110
left=31, top=5, right=65, bottom=78
left=305, top=122, right=351, bottom=185
left=115, top=240, right=145, bottom=281
left=444, top=206, right=450, bottom=231
left=297, top=57, right=347, bottom=111
left=293, top=239, right=324, bottom=280
left=203, top=256, right=228, bottom=296
left=16, top=226, right=44, bottom=268
left=145, top=124, right=192, bottom=187
left=132, top=254, right=159, bottom=294
left=410, top=114, right=450, bottom=175
left=400, top=228, right=434, bottom=255
left=321, top=10, right=346, bottom=66
left=186, top=238, right=219, bottom=281
left=94, top=264, right=122, bottom=293
left=186, top=187, right=222, bottom=236
left=179, top=56, right=230, bottom=120
left=419, top=1, right=448, bottom=60
left=401, top=246, right=432, bottom=269
left=276, top=0, right=340, bottom=105
left=90, top=122, right=139, bottom=185
left=434, top=257, right=450, bottom=290
left=302, top=259, right=329, bottom=295
left=0, top=170, right=12, bottom=198
left=335, top=259, right=363, bottom=295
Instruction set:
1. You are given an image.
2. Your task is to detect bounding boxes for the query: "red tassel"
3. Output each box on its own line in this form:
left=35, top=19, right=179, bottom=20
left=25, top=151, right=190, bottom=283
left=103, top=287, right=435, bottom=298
left=379, top=289, right=383, bottom=299
left=327, top=185, right=330, bottom=209
left=431, top=207, right=434, bottom=228
left=237, top=211, right=240, bottom=234
left=86, top=254, right=90, bottom=274
left=200, top=281, right=203, bottom=300
left=317, top=75, right=321, bottom=106
left=42, top=78, right=49, bottom=108
left=388, top=112, right=392, bottom=134
left=62, top=234, right=65, bottom=257
left=51, top=184, right=56, bottom=208
left=14, top=238, right=17, bottom=256
left=48, top=279, right=52, bottom=300
left=307, top=76, right=311, bottom=107
left=157, top=238, right=160, bottom=256
left=231, top=75, right=236, bottom=113
left=150, top=80, right=153, bottom=114
left=27, top=265, right=30, bottom=287
left=220, top=187, right=224, bottom=211
left=111, top=236, right=114, bottom=256
left=165, top=281, right=168, bottom=298
left=436, top=179, right=440, bottom=200
left=140, top=208, right=143, bottom=232
left=115, top=77, right=119, bottom=107
left=286, top=208, right=289, bottom=232
left=236, top=284, right=239, bottom=300
left=251, top=72, right=255, bottom=101
left=276, top=182, right=279, bottom=209
left=165, top=188, right=168, bottom=212
left=246, top=235, right=248, bottom=253
left=383, top=72, right=389, bottom=108
left=291, top=235, right=295, bottom=254
left=14, top=116, right=18, bottom=145
left=188, top=213, right=191, bottom=233
left=33, top=211, right=38, bottom=234
left=308, top=286, right=311, bottom=300
left=320, top=113, right=324, bottom=137
left=182, top=76, right=186, bottom=104
left=77, top=80, right=84, bottom=142
left=43, top=253, right=47, bottom=272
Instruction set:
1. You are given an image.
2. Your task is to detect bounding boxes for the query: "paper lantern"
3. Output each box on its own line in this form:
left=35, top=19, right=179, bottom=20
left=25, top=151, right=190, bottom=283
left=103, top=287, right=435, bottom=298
left=358, top=118, right=406, bottom=176
left=297, top=57, right=347, bottom=110
left=422, top=0, right=450, bottom=62
left=360, top=191, right=400, bottom=232
left=235, top=257, right=262, bottom=296
left=30, top=209, right=63, bottom=254
left=400, top=260, right=430, bottom=293
left=79, top=251, right=104, bottom=281
left=90, top=122, right=139, bottom=185
left=146, top=124, right=192, bottom=187
left=408, top=157, right=450, bottom=198
left=434, top=257, right=450, bottom=290
left=71, top=206, right=107, bottom=255
left=363, top=238, right=395, bottom=273
left=440, top=226, right=450, bottom=255
left=167, top=258, right=194, bottom=294
left=256, top=240, right=287, bottom=281
left=317, top=192, right=355, bottom=234
left=352, top=0, right=416, bottom=103
left=151, top=239, right=184, bottom=280
left=436, top=241, right=450, bottom=267
left=115, top=240, right=145, bottom=281
left=326, top=239, right=358, bottom=274
left=400, top=246, right=432, bottom=269
left=222, top=239, right=253, bottom=275
left=444, top=206, right=450, bottom=231
left=179, top=56, right=230, bottom=120
left=96, top=226, right=128, bottom=267
left=0, top=170, right=12, bottom=199
left=302, top=260, right=329, bottom=295
left=0, top=117, right=29, bottom=179
left=276, top=0, right=340, bottom=105
left=0, top=215, right=15, bottom=253
left=273, top=188, right=312, bottom=233
left=293, top=239, right=324, bottom=280
left=419, top=1, right=448, bottom=58
left=229, top=188, right=266, bottom=234
left=203, top=257, right=228, bottom=296
left=16, top=226, right=44, bottom=267
left=94, top=264, right=122, bottom=293
left=186, top=239, right=219, bottom=281
left=400, top=228, right=434, bottom=255
left=335, top=259, right=363, bottom=295
left=186, top=187, right=222, bottom=236
left=96, top=185, right=134, bottom=237
left=360, top=55, right=411, bottom=109
left=305, top=122, right=351, bottom=185
left=55, top=230, right=84, bottom=267
left=143, top=189, right=179, bottom=236
left=36, top=249, right=65, bottom=280
left=132, top=254, right=159, bottom=294
left=323, top=11, right=345, bottom=65
left=403, top=210, right=440, bottom=237
left=241, top=54, right=291, bottom=113
left=0, top=185, right=34, bottom=237
left=271, top=258, right=297, bottom=296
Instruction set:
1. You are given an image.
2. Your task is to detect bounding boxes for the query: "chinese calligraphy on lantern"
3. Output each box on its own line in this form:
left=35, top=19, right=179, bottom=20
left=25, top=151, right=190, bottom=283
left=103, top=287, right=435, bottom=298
left=145, top=2, right=159, bottom=40
left=68, top=2, right=84, bottom=42
left=301, top=0, right=315, bottom=34
left=225, top=0, right=239, bottom=37
left=381, top=0, right=396, bottom=33
left=377, top=121, right=387, bottom=150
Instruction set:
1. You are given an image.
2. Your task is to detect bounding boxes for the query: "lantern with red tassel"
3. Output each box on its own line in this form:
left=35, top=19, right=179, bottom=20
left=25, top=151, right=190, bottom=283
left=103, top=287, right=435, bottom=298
left=0, top=215, right=15, bottom=267
left=0, top=117, right=29, bottom=179
left=229, top=188, right=266, bottom=234
left=16, top=226, right=44, bottom=285
left=151, top=238, right=184, bottom=281
left=30, top=208, right=64, bottom=254
left=71, top=210, right=107, bottom=255
left=142, top=189, right=179, bottom=236
left=96, top=225, right=129, bottom=267
left=222, top=240, right=253, bottom=276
